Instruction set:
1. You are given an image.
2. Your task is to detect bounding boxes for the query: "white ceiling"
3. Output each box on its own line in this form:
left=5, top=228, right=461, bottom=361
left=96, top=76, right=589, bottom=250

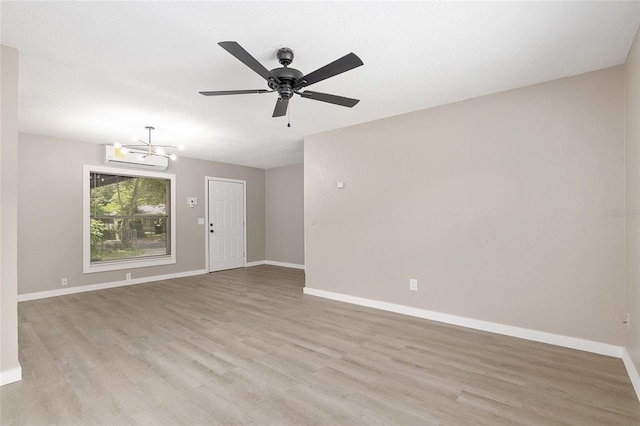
left=2, top=1, right=639, bottom=169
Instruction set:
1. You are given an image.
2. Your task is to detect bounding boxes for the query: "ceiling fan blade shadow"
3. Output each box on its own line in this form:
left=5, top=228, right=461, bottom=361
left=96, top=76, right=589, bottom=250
left=199, top=89, right=273, bottom=96
left=299, top=91, right=360, bottom=107
left=272, top=98, right=289, bottom=117
left=294, top=52, right=363, bottom=89
left=218, top=41, right=281, bottom=84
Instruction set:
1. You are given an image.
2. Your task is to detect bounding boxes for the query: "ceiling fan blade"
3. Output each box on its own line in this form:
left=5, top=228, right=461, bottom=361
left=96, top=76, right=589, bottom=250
left=199, top=89, right=272, bottom=96
left=299, top=91, right=360, bottom=107
left=272, top=98, right=289, bottom=117
left=218, top=41, right=281, bottom=84
left=294, top=52, right=363, bottom=89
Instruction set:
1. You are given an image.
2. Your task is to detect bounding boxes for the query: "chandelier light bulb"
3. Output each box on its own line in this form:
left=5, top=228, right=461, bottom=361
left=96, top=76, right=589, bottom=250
left=121, top=147, right=129, bottom=154
left=170, top=154, right=177, bottom=161
left=114, top=142, right=122, bottom=149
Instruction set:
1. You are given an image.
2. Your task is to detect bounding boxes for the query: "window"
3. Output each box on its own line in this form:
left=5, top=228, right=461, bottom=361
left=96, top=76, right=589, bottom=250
left=83, top=165, right=176, bottom=273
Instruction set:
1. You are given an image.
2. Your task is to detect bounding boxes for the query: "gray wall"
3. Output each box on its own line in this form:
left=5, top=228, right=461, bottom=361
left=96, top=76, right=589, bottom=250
left=305, top=66, right=625, bottom=346
left=625, top=28, right=640, bottom=379
left=18, top=134, right=265, bottom=295
left=1, top=45, right=21, bottom=382
left=265, top=164, right=304, bottom=266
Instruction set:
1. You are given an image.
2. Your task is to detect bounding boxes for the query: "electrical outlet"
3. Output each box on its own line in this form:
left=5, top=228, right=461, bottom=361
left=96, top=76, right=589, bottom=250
left=61, top=278, right=68, bottom=286
left=126, top=273, right=131, bottom=280
left=624, top=313, right=631, bottom=329
left=409, top=278, right=418, bottom=291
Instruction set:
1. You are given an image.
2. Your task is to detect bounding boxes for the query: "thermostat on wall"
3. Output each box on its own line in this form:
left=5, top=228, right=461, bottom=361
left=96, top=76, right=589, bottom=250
left=187, top=197, right=198, bottom=207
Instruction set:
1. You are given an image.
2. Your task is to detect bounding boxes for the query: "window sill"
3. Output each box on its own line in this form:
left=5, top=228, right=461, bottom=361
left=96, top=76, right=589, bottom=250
left=83, top=255, right=176, bottom=274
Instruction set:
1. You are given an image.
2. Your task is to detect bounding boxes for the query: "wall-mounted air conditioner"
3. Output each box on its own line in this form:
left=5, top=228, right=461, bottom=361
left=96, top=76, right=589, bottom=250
left=104, top=145, right=169, bottom=170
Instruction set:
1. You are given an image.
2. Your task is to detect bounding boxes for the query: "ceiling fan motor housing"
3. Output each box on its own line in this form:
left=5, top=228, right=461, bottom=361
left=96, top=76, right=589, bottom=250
left=269, top=64, right=303, bottom=99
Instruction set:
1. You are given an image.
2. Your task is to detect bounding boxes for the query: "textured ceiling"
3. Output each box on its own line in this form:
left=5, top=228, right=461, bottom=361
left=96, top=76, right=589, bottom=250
left=2, top=1, right=639, bottom=169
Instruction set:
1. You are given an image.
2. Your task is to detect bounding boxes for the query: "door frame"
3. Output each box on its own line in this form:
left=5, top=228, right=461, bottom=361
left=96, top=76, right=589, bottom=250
left=205, top=176, right=247, bottom=272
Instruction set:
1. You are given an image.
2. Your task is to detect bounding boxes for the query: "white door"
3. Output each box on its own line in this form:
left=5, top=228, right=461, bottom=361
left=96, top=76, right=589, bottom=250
left=208, top=179, right=245, bottom=272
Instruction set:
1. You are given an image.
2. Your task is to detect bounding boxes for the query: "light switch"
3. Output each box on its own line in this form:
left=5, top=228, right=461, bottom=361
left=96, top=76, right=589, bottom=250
left=337, top=181, right=345, bottom=189
left=197, top=218, right=205, bottom=225
left=409, top=279, right=418, bottom=291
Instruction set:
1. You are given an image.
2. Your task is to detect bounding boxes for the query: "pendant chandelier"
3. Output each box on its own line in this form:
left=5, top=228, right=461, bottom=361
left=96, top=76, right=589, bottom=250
left=114, top=126, right=184, bottom=161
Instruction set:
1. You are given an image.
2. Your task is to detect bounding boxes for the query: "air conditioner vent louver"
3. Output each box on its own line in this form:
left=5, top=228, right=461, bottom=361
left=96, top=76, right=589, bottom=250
left=104, top=145, right=168, bottom=171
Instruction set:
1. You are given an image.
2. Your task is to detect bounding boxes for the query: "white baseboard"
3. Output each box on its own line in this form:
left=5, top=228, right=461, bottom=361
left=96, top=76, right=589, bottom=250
left=0, top=366, right=22, bottom=386
left=17, top=269, right=208, bottom=302
left=265, top=260, right=305, bottom=270
left=246, top=260, right=305, bottom=270
left=303, top=287, right=623, bottom=359
left=622, top=348, right=640, bottom=402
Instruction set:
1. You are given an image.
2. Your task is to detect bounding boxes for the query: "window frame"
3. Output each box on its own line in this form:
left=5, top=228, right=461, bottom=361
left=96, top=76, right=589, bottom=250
left=83, top=164, right=177, bottom=273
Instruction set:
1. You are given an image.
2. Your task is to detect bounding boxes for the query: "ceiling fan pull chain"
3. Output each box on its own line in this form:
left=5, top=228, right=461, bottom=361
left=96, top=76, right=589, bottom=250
left=287, top=102, right=291, bottom=128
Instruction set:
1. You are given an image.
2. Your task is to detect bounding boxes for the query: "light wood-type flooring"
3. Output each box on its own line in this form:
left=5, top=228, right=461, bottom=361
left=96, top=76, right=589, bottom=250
left=2, top=265, right=639, bottom=425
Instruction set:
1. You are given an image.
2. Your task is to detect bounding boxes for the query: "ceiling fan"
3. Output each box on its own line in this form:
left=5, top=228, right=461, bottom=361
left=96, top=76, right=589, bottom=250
left=200, top=41, right=364, bottom=118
